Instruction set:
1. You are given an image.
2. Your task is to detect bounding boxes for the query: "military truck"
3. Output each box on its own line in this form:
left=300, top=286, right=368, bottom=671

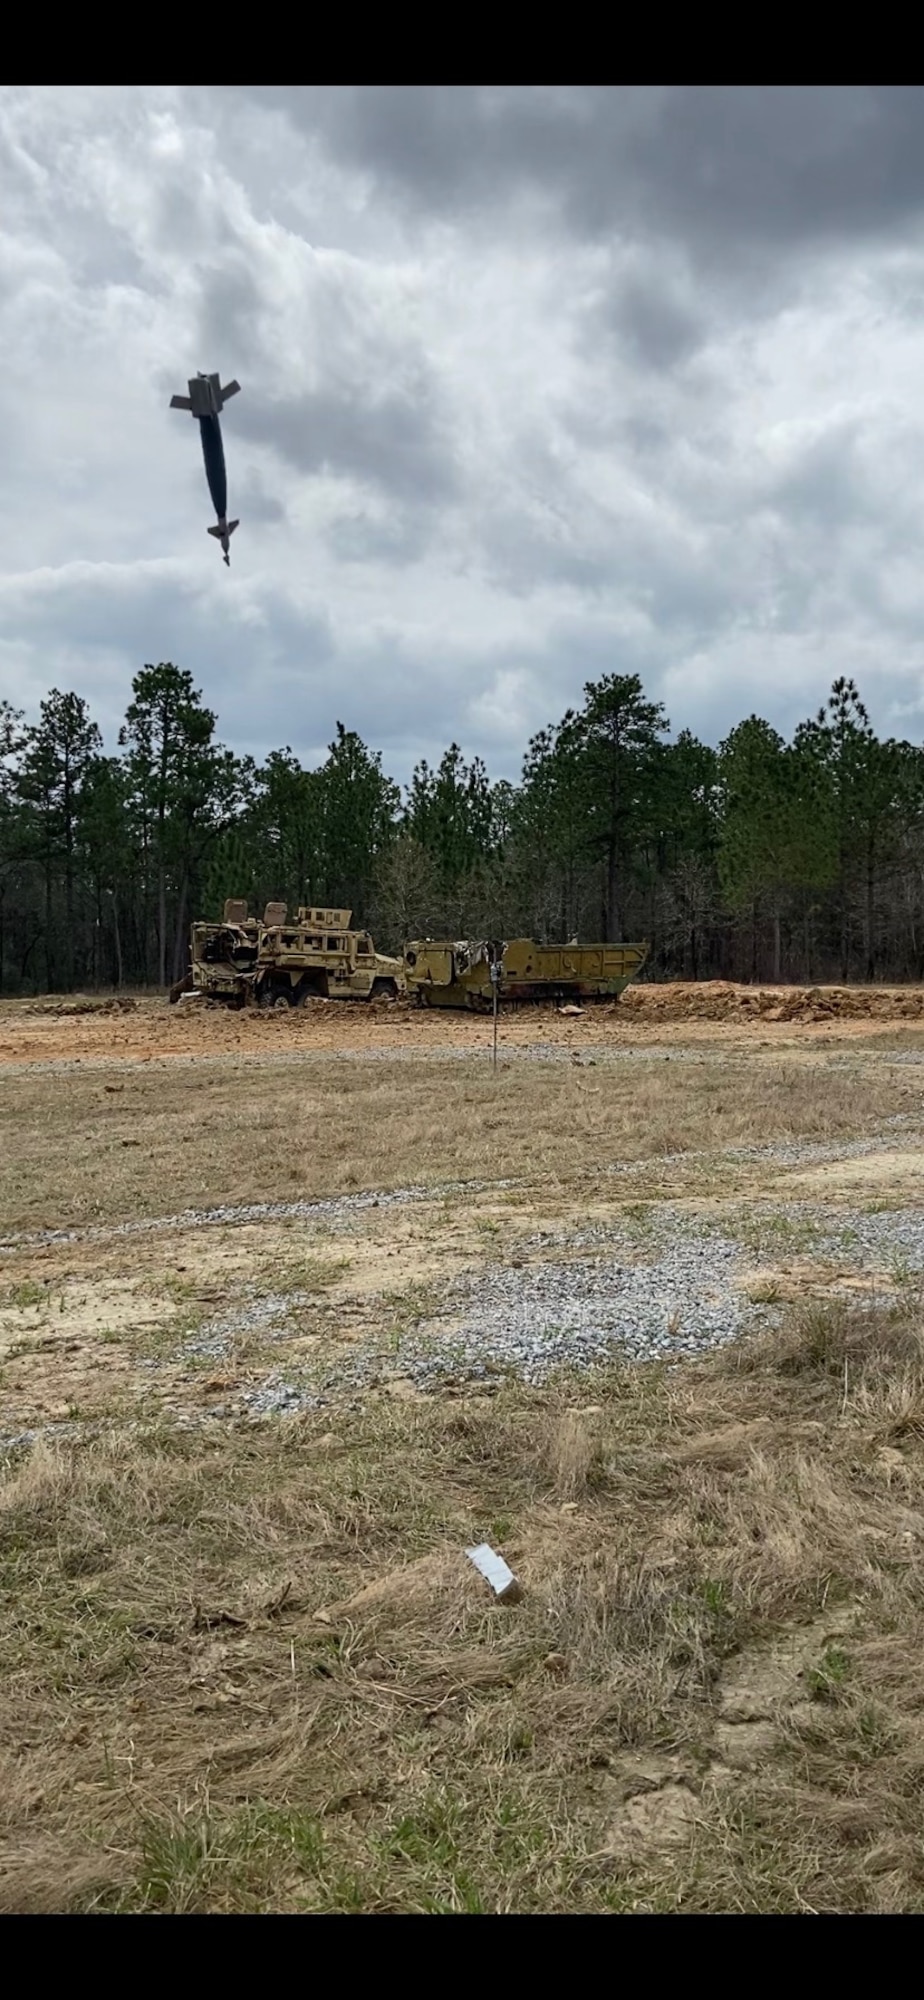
left=175, top=900, right=405, bottom=1007
left=403, top=936, right=649, bottom=1010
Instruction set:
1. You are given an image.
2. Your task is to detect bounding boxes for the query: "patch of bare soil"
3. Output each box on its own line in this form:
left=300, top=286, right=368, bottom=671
left=1, top=982, right=924, bottom=1071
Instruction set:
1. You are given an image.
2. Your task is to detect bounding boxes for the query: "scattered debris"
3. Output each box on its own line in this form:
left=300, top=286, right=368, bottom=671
left=465, top=1542, right=522, bottom=1603
left=192, top=1603, right=247, bottom=1632
left=20, top=995, right=139, bottom=1018
left=262, top=1579, right=294, bottom=1621
left=558, top=1004, right=584, bottom=1017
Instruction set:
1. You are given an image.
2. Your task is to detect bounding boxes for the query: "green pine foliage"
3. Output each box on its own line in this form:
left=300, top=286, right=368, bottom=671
left=0, top=665, right=921, bottom=990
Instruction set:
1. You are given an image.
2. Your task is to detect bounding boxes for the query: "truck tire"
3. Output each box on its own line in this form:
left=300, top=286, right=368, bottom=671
left=296, top=973, right=329, bottom=1005
left=370, top=978, right=398, bottom=1001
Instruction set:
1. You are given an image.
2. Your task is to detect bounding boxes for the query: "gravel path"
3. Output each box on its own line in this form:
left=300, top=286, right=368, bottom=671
left=198, top=1196, right=924, bottom=1417
left=728, top=1201, right=924, bottom=1271
left=242, top=1228, right=760, bottom=1414
left=1, top=1042, right=712, bottom=1078
left=3, top=1119, right=922, bottom=1253
left=4, top=1131, right=924, bottom=1450
left=4, top=1039, right=924, bottom=1081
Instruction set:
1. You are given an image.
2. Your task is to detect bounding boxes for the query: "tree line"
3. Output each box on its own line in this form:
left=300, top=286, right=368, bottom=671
left=1, top=662, right=923, bottom=992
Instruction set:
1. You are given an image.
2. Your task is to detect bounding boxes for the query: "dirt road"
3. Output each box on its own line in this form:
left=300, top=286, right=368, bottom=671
left=1, top=980, right=922, bottom=1070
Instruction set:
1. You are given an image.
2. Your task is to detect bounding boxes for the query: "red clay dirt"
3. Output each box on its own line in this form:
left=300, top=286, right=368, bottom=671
left=1, top=982, right=922, bottom=1069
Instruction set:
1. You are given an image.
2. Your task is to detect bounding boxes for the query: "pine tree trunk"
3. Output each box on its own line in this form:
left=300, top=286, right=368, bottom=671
left=44, top=852, right=53, bottom=991
left=172, top=876, right=188, bottom=983
left=839, top=843, right=849, bottom=982
left=21, top=933, right=41, bottom=985
left=64, top=861, right=74, bottom=990
left=607, top=840, right=618, bottom=943
left=112, top=895, right=123, bottom=989
left=158, top=856, right=167, bottom=989
left=64, top=753, right=74, bottom=993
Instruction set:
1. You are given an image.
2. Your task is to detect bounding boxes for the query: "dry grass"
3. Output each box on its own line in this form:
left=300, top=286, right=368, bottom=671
left=0, top=1051, right=911, bottom=1235
left=2, top=1298, right=924, bottom=1914
left=3, top=1015, right=924, bottom=1913
left=544, top=1405, right=606, bottom=1499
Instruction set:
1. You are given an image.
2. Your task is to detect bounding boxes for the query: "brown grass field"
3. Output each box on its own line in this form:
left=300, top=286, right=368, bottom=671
left=2, top=988, right=924, bottom=1914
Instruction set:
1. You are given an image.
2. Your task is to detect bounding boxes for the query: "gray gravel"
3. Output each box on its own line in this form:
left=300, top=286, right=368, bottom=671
left=5, top=1040, right=924, bottom=1083
left=180, top=1226, right=761, bottom=1410
left=237, top=1231, right=768, bottom=1416
left=177, top=1289, right=315, bottom=1363
left=340, top=1230, right=756, bottom=1385
left=721, top=1201, right=924, bottom=1273
left=233, top=1195, right=924, bottom=1416
left=0, top=1042, right=764, bottom=1078
left=5, top=1137, right=924, bottom=1448
left=0, top=1042, right=707, bottom=1079
left=3, top=1119, right=922, bottom=1253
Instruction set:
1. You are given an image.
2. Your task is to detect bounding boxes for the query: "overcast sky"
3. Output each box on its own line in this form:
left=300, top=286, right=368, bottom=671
left=4, top=85, right=924, bottom=786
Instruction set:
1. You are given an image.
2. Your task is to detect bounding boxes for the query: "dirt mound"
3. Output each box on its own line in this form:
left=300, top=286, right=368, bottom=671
left=622, top=982, right=924, bottom=1024
left=18, top=996, right=139, bottom=1019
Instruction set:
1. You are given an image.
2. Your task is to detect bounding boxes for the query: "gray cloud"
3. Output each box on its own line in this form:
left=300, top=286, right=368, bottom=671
left=234, top=381, right=457, bottom=505
left=244, top=87, right=924, bottom=258
left=324, top=506, right=431, bottom=566
left=2, top=85, right=924, bottom=791
left=234, top=468, right=287, bottom=527
left=606, top=276, right=706, bottom=372
left=194, top=258, right=265, bottom=367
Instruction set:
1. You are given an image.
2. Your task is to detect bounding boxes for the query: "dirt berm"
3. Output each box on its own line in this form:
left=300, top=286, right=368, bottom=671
left=621, top=981, right=924, bottom=1023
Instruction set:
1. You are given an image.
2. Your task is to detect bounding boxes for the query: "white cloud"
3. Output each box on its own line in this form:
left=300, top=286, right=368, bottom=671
left=2, top=86, right=924, bottom=789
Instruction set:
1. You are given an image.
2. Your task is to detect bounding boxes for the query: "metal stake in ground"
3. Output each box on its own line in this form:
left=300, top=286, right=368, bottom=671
left=490, top=949, right=502, bottom=1069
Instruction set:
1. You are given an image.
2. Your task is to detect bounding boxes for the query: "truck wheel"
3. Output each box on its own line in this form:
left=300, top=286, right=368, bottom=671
left=273, top=992, right=293, bottom=1011
left=370, top=978, right=397, bottom=1001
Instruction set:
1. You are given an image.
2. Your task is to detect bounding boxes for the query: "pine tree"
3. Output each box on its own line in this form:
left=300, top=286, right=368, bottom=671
left=572, top=674, right=669, bottom=940
left=16, top=691, right=102, bottom=989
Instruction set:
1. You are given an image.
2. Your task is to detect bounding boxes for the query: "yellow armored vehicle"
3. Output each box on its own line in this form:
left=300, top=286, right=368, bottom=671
left=178, top=901, right=405, bottom=1008
left=403, top=936, right=648, bottom=1010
